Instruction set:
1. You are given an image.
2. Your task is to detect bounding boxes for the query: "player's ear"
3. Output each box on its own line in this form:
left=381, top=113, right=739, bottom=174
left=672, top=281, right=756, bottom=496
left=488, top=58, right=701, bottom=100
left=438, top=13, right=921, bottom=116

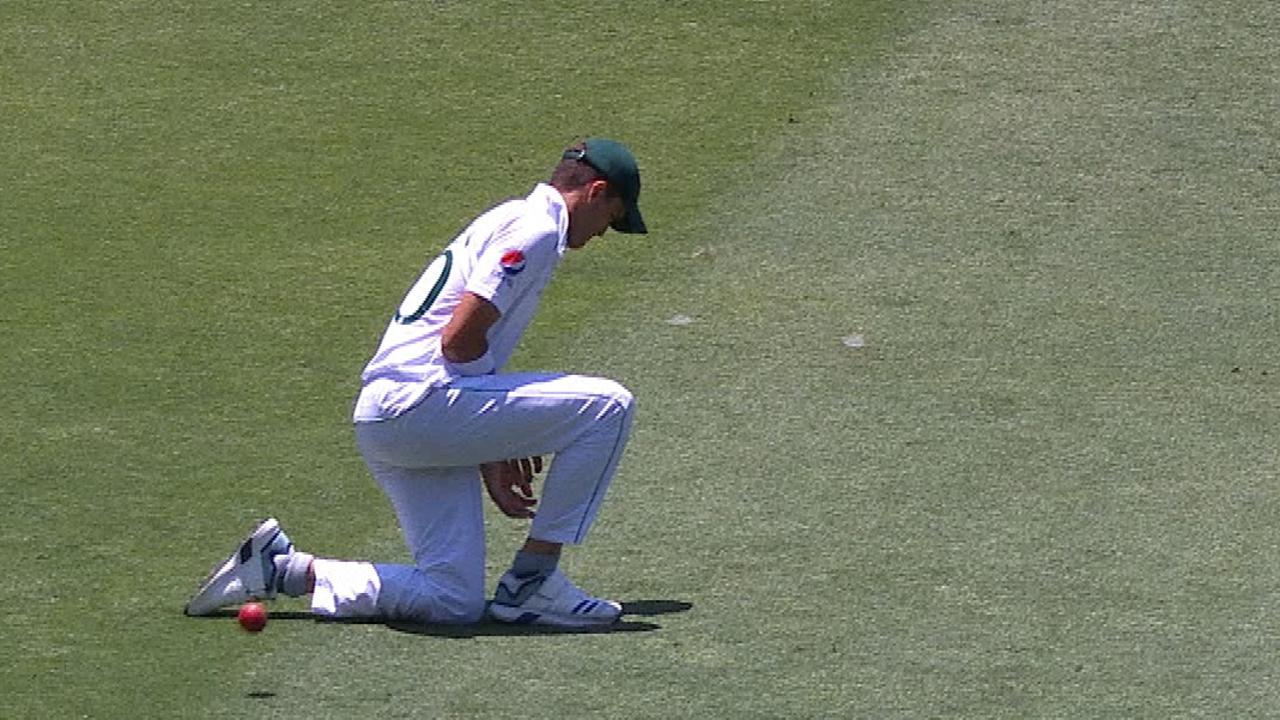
left=587, top=179, right=610, bottom=201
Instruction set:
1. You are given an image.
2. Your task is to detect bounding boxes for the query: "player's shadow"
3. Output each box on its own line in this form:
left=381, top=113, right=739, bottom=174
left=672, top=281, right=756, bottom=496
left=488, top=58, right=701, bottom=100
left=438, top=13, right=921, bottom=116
left=386, top=599, right=693, bottom=638
left=202, top=600, right=692, bottom=638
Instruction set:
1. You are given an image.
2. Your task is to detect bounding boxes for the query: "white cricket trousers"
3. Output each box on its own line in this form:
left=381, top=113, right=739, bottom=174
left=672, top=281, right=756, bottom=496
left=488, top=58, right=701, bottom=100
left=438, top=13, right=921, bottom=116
left=309, top=372, right=635, bottom=624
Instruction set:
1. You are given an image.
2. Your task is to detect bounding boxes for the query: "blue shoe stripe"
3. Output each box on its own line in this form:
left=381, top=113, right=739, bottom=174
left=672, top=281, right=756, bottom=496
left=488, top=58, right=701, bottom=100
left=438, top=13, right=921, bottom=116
left=241, top=527, right=281, bottom=565
left=571, top=599, right=602, bottom=615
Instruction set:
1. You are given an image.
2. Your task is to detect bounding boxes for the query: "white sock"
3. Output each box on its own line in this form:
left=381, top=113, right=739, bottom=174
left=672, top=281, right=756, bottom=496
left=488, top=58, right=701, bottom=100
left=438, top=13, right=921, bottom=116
left=273, top=551, right=315, bottom=597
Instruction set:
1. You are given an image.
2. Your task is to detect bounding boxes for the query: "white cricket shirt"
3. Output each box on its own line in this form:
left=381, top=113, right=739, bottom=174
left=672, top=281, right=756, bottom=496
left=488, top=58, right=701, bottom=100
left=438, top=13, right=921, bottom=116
left=353, top=183, right=569, bottom=421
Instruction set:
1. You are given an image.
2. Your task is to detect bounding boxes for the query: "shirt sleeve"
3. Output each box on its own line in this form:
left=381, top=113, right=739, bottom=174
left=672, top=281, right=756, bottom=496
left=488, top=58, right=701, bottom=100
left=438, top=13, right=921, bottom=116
left=465, top=217, right=558, bottom=315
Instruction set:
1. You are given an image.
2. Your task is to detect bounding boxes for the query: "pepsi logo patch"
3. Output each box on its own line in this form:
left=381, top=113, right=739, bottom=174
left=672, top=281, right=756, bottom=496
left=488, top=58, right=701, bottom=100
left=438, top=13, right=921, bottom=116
left=499, top=249, right=526, bottom=275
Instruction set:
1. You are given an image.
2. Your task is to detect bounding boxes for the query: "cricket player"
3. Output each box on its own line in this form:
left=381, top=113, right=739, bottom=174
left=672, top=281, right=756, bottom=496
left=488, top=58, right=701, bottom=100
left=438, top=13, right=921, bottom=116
left=185, top=138, right=647, bottom=627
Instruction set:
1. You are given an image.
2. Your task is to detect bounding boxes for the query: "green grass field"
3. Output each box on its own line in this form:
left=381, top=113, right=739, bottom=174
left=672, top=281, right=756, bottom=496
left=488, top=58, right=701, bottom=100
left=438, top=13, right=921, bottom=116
left=3, top=1, right=1278, bottom=717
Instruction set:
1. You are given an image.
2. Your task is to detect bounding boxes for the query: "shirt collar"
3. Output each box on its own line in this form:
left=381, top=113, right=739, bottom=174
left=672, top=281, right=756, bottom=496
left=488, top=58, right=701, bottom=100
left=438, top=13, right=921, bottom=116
left=532, top=183, right=569, bottom=252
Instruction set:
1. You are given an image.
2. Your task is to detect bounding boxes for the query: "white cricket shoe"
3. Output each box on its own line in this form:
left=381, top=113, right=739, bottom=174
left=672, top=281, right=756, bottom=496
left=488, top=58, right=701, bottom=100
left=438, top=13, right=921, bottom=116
left=184, top=518, right=293, bottom=616
left=489, top=569, right=622, bottom=627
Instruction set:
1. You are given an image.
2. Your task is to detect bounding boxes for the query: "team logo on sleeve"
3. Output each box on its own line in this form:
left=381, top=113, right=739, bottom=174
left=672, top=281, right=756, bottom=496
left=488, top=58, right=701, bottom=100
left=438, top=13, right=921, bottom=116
left=499, top=249, right=527, bottom=275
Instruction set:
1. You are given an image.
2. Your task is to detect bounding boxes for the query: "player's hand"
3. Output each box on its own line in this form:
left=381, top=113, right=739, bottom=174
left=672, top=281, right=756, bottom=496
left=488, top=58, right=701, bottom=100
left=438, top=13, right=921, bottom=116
left=480, top=457, right=543, bottom=519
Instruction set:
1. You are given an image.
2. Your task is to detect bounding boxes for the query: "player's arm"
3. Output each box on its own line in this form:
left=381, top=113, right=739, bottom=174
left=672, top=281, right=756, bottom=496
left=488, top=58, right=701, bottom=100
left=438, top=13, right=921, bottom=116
left=440, top=291, right=500, bottom=373
left=446, top=292, right=544, bottom=515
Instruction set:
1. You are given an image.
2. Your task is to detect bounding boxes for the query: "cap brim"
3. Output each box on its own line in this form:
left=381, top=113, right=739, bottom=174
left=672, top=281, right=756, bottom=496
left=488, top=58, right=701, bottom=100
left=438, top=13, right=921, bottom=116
left=611, top=202, right=647, bottom=234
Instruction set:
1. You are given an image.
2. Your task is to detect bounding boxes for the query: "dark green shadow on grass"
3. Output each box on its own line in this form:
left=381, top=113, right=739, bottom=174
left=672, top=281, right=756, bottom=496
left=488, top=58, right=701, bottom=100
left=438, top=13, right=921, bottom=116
left=196, top=599, right=692, bottom=637
left=386, top=600, right=693, bottom=638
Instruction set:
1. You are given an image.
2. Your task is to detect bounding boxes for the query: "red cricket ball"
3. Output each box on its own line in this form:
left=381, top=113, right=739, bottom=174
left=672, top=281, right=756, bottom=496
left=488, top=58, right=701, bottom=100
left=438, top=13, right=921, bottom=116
left=237, top=602, right=268, bottom=633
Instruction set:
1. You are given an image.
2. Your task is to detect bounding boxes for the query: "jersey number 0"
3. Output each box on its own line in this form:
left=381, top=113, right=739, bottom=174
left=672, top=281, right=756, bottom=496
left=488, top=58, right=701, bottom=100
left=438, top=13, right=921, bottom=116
left=394, top=250, right=454, bottom=324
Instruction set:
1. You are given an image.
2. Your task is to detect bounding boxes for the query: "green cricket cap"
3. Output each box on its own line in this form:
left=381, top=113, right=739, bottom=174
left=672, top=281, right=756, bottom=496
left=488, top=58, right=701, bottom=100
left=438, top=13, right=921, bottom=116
left=563, top=137, right=647, bottom=234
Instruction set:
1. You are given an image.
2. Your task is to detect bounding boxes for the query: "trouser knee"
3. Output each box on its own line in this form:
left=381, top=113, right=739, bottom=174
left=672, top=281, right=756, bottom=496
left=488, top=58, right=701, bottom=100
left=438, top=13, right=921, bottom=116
left=592, top=378, right=635, bottom=417
left=375, top=564, right=486, bottom=624
left=425, top=570, right=486, bottom=624
left=435, top=592, right=486, bottom=624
